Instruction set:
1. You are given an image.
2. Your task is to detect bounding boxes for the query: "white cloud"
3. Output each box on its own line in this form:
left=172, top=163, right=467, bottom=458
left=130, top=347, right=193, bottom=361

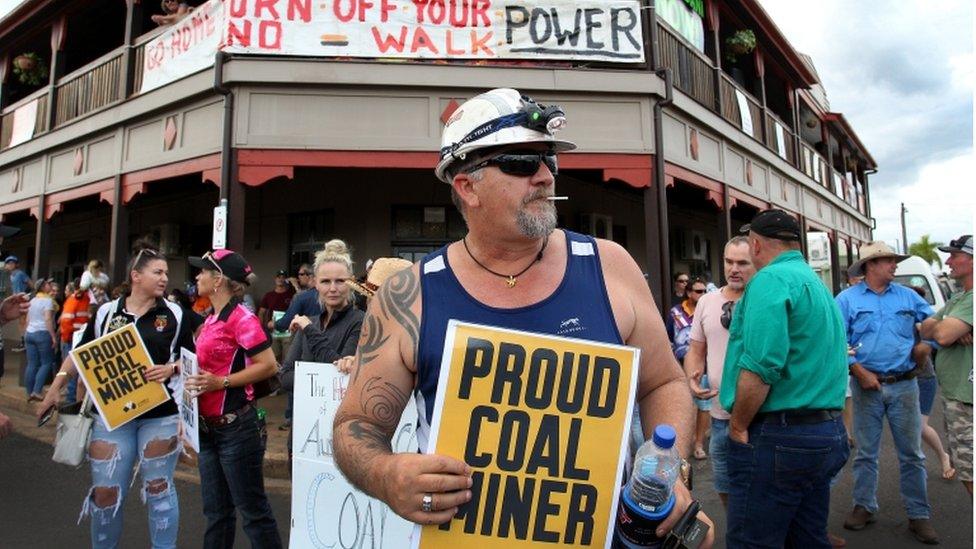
left=758, top=0, right=974, bottom=248
left=869, top=152, right=975, bottom=250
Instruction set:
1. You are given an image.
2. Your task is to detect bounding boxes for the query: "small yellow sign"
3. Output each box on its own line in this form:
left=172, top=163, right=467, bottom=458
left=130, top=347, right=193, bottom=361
left=417, top=321, right=639, bottom=548
left=71, top=323, right=171, bottom=431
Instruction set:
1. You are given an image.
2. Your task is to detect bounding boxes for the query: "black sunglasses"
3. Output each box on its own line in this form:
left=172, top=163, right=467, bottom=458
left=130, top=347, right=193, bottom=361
left=468, top=152, right=558, bottom=177
left=688, top=288, right=706, bottom=294
left=721, top=300, right=736, bottom=330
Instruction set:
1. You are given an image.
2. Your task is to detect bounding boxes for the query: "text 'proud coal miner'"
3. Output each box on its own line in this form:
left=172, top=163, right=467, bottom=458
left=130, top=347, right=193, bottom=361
left=442, top=336, right=623, bottom=544
left=75, top=330, right=152, bottom=404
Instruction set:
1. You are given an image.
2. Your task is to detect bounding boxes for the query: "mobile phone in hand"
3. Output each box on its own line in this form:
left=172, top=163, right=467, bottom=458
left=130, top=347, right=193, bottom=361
left=37, top=405, right=55, bottom=427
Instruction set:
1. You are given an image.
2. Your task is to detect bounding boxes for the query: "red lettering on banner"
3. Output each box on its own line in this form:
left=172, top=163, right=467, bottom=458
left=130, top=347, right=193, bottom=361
left=288, top=0, right=312, bottom=22
left=427, top=0, right=445, bottom=24
left=449, top=0, right=468, bottom=27
left=445, top=29, right=463, bottom=54
left=371, top=26, right=408, bottom=53
left=472, top=0, right=489, bottom=26
left=380, top=0, right=396, bottom=22
left=230, top=0, right=247, bottom=17
left=254, top=0, right=280, bottom=19
left=412, top=0, right=427, bottom=23
left=471, top=29, right=493, bottom=55
left=227, top=19, right=252, bottom=46
left=259, top=20, right=282, bottom=48
left=334, top=0, right=355, bottom=22
left=410, top=27, right=439, bottom=54
left=358, top=0, right=374, bottom=22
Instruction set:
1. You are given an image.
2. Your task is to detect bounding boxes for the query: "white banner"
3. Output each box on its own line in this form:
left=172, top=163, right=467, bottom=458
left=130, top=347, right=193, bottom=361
left=8, top=98, right=38, bottom=148
left=774, top=120, right=787, bottom=159
left=177, top=348, right=200, bottom=453
left=223, top=0, right=644, bottom=62
left=734, top=89, right=753, bottom=137
left=140, top=0, right=225, bottom=94
left=290, top=362, right=418, bottom=549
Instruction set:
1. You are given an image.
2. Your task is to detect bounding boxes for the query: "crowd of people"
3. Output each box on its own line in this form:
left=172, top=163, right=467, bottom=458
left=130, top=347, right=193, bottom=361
left=0, top=88, right=970, bottom=549
left=667, top=223, right=973, bottom=546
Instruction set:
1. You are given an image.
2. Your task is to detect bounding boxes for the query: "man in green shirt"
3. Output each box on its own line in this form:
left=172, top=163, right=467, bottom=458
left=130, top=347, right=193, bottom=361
left=920, top=234, right=973, bottom=496
left=720, top=209, right=849, bottom=549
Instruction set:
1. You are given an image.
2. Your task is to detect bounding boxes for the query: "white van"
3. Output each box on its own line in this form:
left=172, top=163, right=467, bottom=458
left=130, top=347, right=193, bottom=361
left=894, top=256, right=950, bottom=311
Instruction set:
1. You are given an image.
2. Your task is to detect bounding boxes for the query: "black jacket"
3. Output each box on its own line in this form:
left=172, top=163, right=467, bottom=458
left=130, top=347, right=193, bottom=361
left=279, top=303, right=364, bottom=393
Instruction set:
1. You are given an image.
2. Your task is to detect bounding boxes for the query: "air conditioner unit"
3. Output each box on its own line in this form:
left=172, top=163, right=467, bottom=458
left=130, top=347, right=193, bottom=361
left=153, top=223, right=180, bottom=255
left=678, top=230, right=707, bottom=261
left=580, top=213, right=613, bottom=240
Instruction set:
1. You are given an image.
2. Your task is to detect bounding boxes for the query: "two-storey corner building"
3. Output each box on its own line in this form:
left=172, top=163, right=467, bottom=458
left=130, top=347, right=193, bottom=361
left=0, top=0, right=875, bottom=310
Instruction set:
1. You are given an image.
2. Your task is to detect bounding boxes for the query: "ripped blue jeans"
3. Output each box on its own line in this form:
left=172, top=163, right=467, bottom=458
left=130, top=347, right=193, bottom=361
left=82, top=414, right=181, bottom=549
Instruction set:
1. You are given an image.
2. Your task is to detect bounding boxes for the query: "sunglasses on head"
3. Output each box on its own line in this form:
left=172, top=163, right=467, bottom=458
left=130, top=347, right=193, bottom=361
left=468, top=151, right=558, bottom=177
left=201, top=251, right=224, bottom=278
left=721, top=300, right=736, bottom=330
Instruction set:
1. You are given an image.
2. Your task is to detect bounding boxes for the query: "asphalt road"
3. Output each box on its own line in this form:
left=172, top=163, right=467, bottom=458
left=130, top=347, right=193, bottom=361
left=0, top=397, right=972, bottom=548
left=692, top=393, right=974, bottom=548
left=0, top=414, right=292, bottom=548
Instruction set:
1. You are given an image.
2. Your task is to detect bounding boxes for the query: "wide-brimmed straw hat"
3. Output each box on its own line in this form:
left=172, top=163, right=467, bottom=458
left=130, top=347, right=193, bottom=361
left=346, top=258, right=413, bottom=298
left=849, top=241, right=909, bottom=276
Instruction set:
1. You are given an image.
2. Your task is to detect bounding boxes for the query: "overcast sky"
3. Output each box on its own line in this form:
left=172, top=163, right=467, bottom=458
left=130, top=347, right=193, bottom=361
left=758, top=0, right=974, bottom=256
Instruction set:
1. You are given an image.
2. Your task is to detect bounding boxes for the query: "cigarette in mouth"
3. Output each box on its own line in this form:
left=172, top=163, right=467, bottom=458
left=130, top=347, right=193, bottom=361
left=546, top=196, right=569, bottom=201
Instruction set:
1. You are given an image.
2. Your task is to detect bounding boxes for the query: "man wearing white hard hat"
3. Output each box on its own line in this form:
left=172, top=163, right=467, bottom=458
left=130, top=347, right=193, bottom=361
left=332, top=88, right=709, bottom=544
left=835, top=241, right=938, bottom=544
left=920, top=235, right=974, bottom=497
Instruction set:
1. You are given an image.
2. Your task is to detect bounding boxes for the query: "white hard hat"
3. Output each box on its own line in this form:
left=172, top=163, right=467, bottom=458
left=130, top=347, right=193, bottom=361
left=435, top=88, right=577, bottom=183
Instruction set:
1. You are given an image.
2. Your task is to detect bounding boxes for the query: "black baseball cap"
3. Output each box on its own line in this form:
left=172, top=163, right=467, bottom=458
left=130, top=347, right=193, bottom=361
left=740, top=209, right=801, bottom=241
left=188, top=249, right=254, bottom=285
left=0, top=223, right=20, bottom=238
left=938, top=235, right=973, bottom=255
left=275, top=269, right=288, bottom=276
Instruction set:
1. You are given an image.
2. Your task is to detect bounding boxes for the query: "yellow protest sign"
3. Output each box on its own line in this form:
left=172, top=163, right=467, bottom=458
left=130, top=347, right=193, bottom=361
left=417, top=321, right=639, bottom=548
left=71, top=323, right=171, bottom=431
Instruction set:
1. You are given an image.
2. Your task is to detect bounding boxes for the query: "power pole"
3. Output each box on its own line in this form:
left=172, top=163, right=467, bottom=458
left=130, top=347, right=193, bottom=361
left=900, top=203, right=909, bottom=254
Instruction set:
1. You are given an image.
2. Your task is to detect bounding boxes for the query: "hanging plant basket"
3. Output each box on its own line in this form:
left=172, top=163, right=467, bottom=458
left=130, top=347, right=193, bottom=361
left=11, top=52, right=48, bottom=86
left=724, top=30, right=756, bottom=63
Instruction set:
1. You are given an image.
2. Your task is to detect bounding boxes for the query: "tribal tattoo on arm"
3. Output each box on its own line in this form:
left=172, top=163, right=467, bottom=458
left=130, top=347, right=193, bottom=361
left=334, top=375, right=412, bottom=497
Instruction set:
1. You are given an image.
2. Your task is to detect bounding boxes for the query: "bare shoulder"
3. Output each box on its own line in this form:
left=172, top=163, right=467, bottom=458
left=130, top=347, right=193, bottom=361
left=595, top=238, right=648, bottom=291
left=370, top=262, right=423, bottom=371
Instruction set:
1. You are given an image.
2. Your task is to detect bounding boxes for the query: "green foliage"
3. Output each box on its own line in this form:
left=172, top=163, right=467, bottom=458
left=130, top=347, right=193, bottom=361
left=909, top=234, right=944, bottom=268
left=12, top=52, right=48, bottom=87
left=724, top=29, right=756, bottom=63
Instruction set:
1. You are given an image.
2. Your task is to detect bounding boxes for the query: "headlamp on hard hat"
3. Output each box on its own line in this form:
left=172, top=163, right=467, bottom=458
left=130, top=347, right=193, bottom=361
left=441, top=96, right=568, bottom=161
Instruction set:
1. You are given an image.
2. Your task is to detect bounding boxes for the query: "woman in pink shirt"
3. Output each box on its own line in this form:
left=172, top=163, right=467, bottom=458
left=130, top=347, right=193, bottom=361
left=185, top=249, right=282, bottom=548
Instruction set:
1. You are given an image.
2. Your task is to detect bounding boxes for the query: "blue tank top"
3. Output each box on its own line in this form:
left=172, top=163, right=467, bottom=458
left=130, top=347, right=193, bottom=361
left=415, top=230, right=623, bottom=449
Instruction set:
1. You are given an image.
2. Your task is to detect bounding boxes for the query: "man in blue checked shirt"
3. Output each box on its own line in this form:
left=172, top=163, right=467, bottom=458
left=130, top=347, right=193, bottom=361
left=835, top=241, right=938, bottom=545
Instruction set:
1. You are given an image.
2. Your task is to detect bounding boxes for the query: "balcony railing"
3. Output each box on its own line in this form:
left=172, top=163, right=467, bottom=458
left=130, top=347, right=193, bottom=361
left=764, top=111, right=795, bottom=165
left=131, top=27, right=166, bottom=97
left=0, top=88, right=50, bottom=151
left=54, top=47, right=125, bottom=127
left=719, top=74, right=763, bottom=142
left=657, top=22, right=715, bottom=109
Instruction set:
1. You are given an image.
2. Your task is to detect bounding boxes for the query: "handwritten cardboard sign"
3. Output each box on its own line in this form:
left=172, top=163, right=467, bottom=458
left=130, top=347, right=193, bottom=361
left=416, top=321, right=639, bottom=548
left=290, top=361, right=418, bottom=549
left=177, top=348, right=200, bottom=453
left=70, top=323, right=171, bottom=431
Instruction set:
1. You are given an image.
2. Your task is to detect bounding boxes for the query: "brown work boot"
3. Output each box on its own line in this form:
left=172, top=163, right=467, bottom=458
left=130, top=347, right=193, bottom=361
left=908, top=518, right=940, bottom=545
left=843, top=505, right=876, bottom=530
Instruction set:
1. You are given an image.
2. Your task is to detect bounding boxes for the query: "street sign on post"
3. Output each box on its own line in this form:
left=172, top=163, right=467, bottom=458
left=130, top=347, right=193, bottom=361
left=212, top=201, right=227, bottom=250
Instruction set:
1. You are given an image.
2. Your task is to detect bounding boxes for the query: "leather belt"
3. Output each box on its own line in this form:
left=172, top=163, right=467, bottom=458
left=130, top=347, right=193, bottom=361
left=753, top=409, right=842, bottom=426
left=875, top=369, right=917, bottom=384
left=201, top=404, right=252, bottom=428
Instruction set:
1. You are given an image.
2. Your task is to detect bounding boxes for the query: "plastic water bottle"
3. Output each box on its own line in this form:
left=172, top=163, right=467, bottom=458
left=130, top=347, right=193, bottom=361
left=614, top=424, right=681, bottom=548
